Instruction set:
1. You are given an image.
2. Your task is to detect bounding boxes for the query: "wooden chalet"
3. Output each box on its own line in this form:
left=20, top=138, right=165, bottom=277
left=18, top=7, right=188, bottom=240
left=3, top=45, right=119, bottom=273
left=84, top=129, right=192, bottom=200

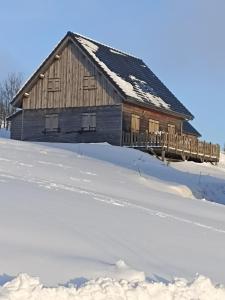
left=9, top=32, right=220, bottom=163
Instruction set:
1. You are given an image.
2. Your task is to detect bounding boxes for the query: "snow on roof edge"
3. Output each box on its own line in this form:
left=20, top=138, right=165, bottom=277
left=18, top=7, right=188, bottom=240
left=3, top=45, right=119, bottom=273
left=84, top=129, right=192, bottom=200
left=76, top=35, right=173, bottom=111
left=72, top=32, right=141, bottom=60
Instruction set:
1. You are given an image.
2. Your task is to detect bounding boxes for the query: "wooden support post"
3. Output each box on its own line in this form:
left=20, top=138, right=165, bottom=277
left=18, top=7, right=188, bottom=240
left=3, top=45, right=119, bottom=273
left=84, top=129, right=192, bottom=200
left=197, top=139, right=199, bottom=158
left=162, top=148, right=166, bottom=162
left=203, top=141, right=206, bottom=162
left=181, top=153, right=186, bottom=161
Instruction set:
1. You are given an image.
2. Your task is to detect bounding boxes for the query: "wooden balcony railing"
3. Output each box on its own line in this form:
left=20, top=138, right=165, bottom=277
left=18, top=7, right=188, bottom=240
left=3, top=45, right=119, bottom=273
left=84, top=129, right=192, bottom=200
left=122, top=131, right=220, bottom=162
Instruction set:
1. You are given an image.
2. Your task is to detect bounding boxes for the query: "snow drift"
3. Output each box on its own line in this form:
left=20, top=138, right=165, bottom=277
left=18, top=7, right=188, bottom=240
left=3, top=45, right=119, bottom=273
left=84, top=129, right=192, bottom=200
left=0, top=273, right=225, bottom=300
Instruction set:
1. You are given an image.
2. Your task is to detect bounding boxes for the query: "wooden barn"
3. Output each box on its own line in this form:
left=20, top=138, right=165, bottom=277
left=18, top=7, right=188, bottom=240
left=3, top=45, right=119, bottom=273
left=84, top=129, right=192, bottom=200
left=9, top=32, right=220, bottom=162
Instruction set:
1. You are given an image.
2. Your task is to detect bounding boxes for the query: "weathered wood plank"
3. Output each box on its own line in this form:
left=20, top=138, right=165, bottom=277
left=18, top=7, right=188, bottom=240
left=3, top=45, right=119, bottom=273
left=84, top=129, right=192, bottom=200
left=22, top=41, right=123, bottom=110
left=122, top=131, right=220, bottom=162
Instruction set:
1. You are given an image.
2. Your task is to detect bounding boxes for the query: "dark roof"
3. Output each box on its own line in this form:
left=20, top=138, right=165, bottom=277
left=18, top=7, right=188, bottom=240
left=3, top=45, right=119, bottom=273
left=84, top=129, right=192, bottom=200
left=7, top=109, right=22, bottom=121
left=12, top=31, right=194, bottom=120
left=72, top=32, right=194, bottom=119
left=183, top=121, right=201, bottom=137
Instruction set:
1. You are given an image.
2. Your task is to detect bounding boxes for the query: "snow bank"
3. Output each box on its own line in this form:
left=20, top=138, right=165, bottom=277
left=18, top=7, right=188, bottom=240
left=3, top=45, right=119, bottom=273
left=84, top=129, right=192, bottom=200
left=0, top=273, right=224, bottom=300
left=218, top=152, right=225, bottom=170
left=0, top=128, right=10, bottom=139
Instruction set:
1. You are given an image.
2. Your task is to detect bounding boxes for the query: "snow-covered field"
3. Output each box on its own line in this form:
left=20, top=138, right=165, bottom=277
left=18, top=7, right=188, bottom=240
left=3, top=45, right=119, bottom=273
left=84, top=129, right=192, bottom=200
left=0, top=134, right=225, bottom=299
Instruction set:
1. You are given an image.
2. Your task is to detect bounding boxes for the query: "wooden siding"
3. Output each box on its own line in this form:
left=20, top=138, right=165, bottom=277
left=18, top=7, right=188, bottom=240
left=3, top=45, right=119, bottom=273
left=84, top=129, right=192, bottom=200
left=10, top=111, right=22, bottom=140
left=18, top=105, right=122, bottom=145
left=22, top=41, right=122, bottom=110
left=123, top=102, right=183, bottom=134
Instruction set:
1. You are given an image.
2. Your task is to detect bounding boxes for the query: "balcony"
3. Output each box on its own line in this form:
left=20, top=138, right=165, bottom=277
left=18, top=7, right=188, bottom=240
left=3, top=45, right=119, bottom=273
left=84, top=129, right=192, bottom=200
left=122, top=131, right=220, bottom=163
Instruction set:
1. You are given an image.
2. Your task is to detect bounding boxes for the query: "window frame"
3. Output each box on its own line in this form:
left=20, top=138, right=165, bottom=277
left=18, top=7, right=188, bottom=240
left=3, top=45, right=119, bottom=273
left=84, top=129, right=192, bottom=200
left=47, top=78, right=61, bottom=92
left=168, top=124, right=176, bottom=134
left=131, top=114, right=140, bottom=132
left=149, top=119, right=159, bottom=134
left=81, top=112, right=96, bottom=132
left=45, top=114, right=59, bottom=132
left=83, top=76, right=97, bottom=90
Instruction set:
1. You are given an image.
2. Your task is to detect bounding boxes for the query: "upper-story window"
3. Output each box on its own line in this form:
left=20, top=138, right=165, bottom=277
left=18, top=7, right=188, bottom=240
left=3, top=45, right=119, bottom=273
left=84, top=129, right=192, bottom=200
left=131, top=114, right=140, bottom=132
left=83, top=76, right=96, bottom=90
left=48, top=78, right=61, bottom=92
left=149, top=119, right=159, bottom=134
left=81, top=113, right=96, bottom=131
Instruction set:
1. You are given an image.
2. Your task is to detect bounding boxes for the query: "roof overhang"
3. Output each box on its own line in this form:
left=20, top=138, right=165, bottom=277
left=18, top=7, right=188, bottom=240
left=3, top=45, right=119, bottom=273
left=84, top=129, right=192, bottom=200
left=125, top=97, right=194, bottom=120
left=6, top=109, right=22, bottom=121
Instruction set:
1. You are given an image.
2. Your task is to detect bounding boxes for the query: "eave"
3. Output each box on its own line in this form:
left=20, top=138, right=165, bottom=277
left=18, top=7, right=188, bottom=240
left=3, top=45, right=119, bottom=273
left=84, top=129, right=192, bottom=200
left=124, top=97, right=194, bottom=121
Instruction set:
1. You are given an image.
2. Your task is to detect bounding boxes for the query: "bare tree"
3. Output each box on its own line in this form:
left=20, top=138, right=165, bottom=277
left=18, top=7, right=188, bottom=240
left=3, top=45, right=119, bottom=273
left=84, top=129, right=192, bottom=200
left=0, top=72, right=23, bottom=128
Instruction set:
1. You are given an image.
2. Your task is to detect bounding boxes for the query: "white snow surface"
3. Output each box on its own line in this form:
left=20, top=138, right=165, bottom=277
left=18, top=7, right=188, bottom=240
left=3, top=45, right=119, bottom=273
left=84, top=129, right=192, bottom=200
left=0, top=273, right=225, bottom=300
left=109, top=48, right=127, bottom=56
left=76, top=36, right=170, bottom=109
left=0, top=137, right=225, bottom=298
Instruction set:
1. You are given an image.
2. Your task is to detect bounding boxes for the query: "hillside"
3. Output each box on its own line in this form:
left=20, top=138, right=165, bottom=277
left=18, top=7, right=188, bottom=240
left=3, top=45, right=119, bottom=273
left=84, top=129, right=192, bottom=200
left=0, top=135, right=225, bottom=299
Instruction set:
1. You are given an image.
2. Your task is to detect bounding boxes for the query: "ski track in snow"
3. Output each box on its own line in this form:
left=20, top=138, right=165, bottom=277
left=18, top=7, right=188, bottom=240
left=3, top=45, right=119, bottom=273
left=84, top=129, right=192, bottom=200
left=1, top=170, right=225, bottom=235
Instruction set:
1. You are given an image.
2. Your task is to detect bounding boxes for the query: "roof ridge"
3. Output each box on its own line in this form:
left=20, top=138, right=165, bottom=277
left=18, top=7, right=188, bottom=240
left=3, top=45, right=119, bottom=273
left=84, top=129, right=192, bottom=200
left=71, top=31, right=141, bottom=60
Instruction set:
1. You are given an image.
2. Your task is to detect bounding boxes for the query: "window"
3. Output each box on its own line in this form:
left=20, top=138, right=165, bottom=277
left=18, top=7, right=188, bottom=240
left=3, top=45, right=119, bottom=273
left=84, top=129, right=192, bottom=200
left=168, top=124, right=176, bottom=134
left=83, top=76, right=96, bottom=90
left=45, top=114, right=59, bottom=132
left=131, top=114, right=140, bottom=132
left=81, top=113, right=96, bottom=131
left=149, top=119, right=159, bottom=134
left=48, top=78, right=60, bottom=92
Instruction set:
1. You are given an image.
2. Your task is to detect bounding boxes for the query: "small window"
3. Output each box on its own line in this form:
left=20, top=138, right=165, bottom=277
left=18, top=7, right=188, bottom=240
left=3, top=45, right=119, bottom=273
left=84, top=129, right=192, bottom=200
left=48, top=78, right=60, bottom=92
left=81, top=113, right=96, bottom=131
left=45, top=114, right=59, bottom=132
left=168, top=124, right=176, bottom=134
left=83, top=76, right=96, bottom=90
left=131, top=114, right=140, bottom=132
left=149, top=119, right=159, bottom=134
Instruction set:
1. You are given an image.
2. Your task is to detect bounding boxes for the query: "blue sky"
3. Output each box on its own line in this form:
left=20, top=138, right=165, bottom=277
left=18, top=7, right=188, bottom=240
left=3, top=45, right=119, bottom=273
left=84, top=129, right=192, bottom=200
left=0, top=0, right=224, bottom=146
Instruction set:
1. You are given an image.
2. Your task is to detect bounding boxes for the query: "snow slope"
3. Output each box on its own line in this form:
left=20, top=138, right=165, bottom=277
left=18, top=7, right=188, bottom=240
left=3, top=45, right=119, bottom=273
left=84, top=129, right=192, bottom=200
left=0, top=138, right=225, bottom=298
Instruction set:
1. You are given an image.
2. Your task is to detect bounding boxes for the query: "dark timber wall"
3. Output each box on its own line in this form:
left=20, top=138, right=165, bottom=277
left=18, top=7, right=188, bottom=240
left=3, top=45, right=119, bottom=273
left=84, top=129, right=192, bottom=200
left=10, top=111, right=23, bottom=140
left=14, top=105, right=122, bottom=145
left=123, top=102, right=183, bottom=134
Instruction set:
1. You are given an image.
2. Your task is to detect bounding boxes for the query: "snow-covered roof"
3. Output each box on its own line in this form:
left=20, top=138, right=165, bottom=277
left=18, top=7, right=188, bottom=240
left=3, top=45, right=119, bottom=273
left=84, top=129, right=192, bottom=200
left=73, top=33, right=193, bottom=119
left=11, top=31, right=194, bottom=119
